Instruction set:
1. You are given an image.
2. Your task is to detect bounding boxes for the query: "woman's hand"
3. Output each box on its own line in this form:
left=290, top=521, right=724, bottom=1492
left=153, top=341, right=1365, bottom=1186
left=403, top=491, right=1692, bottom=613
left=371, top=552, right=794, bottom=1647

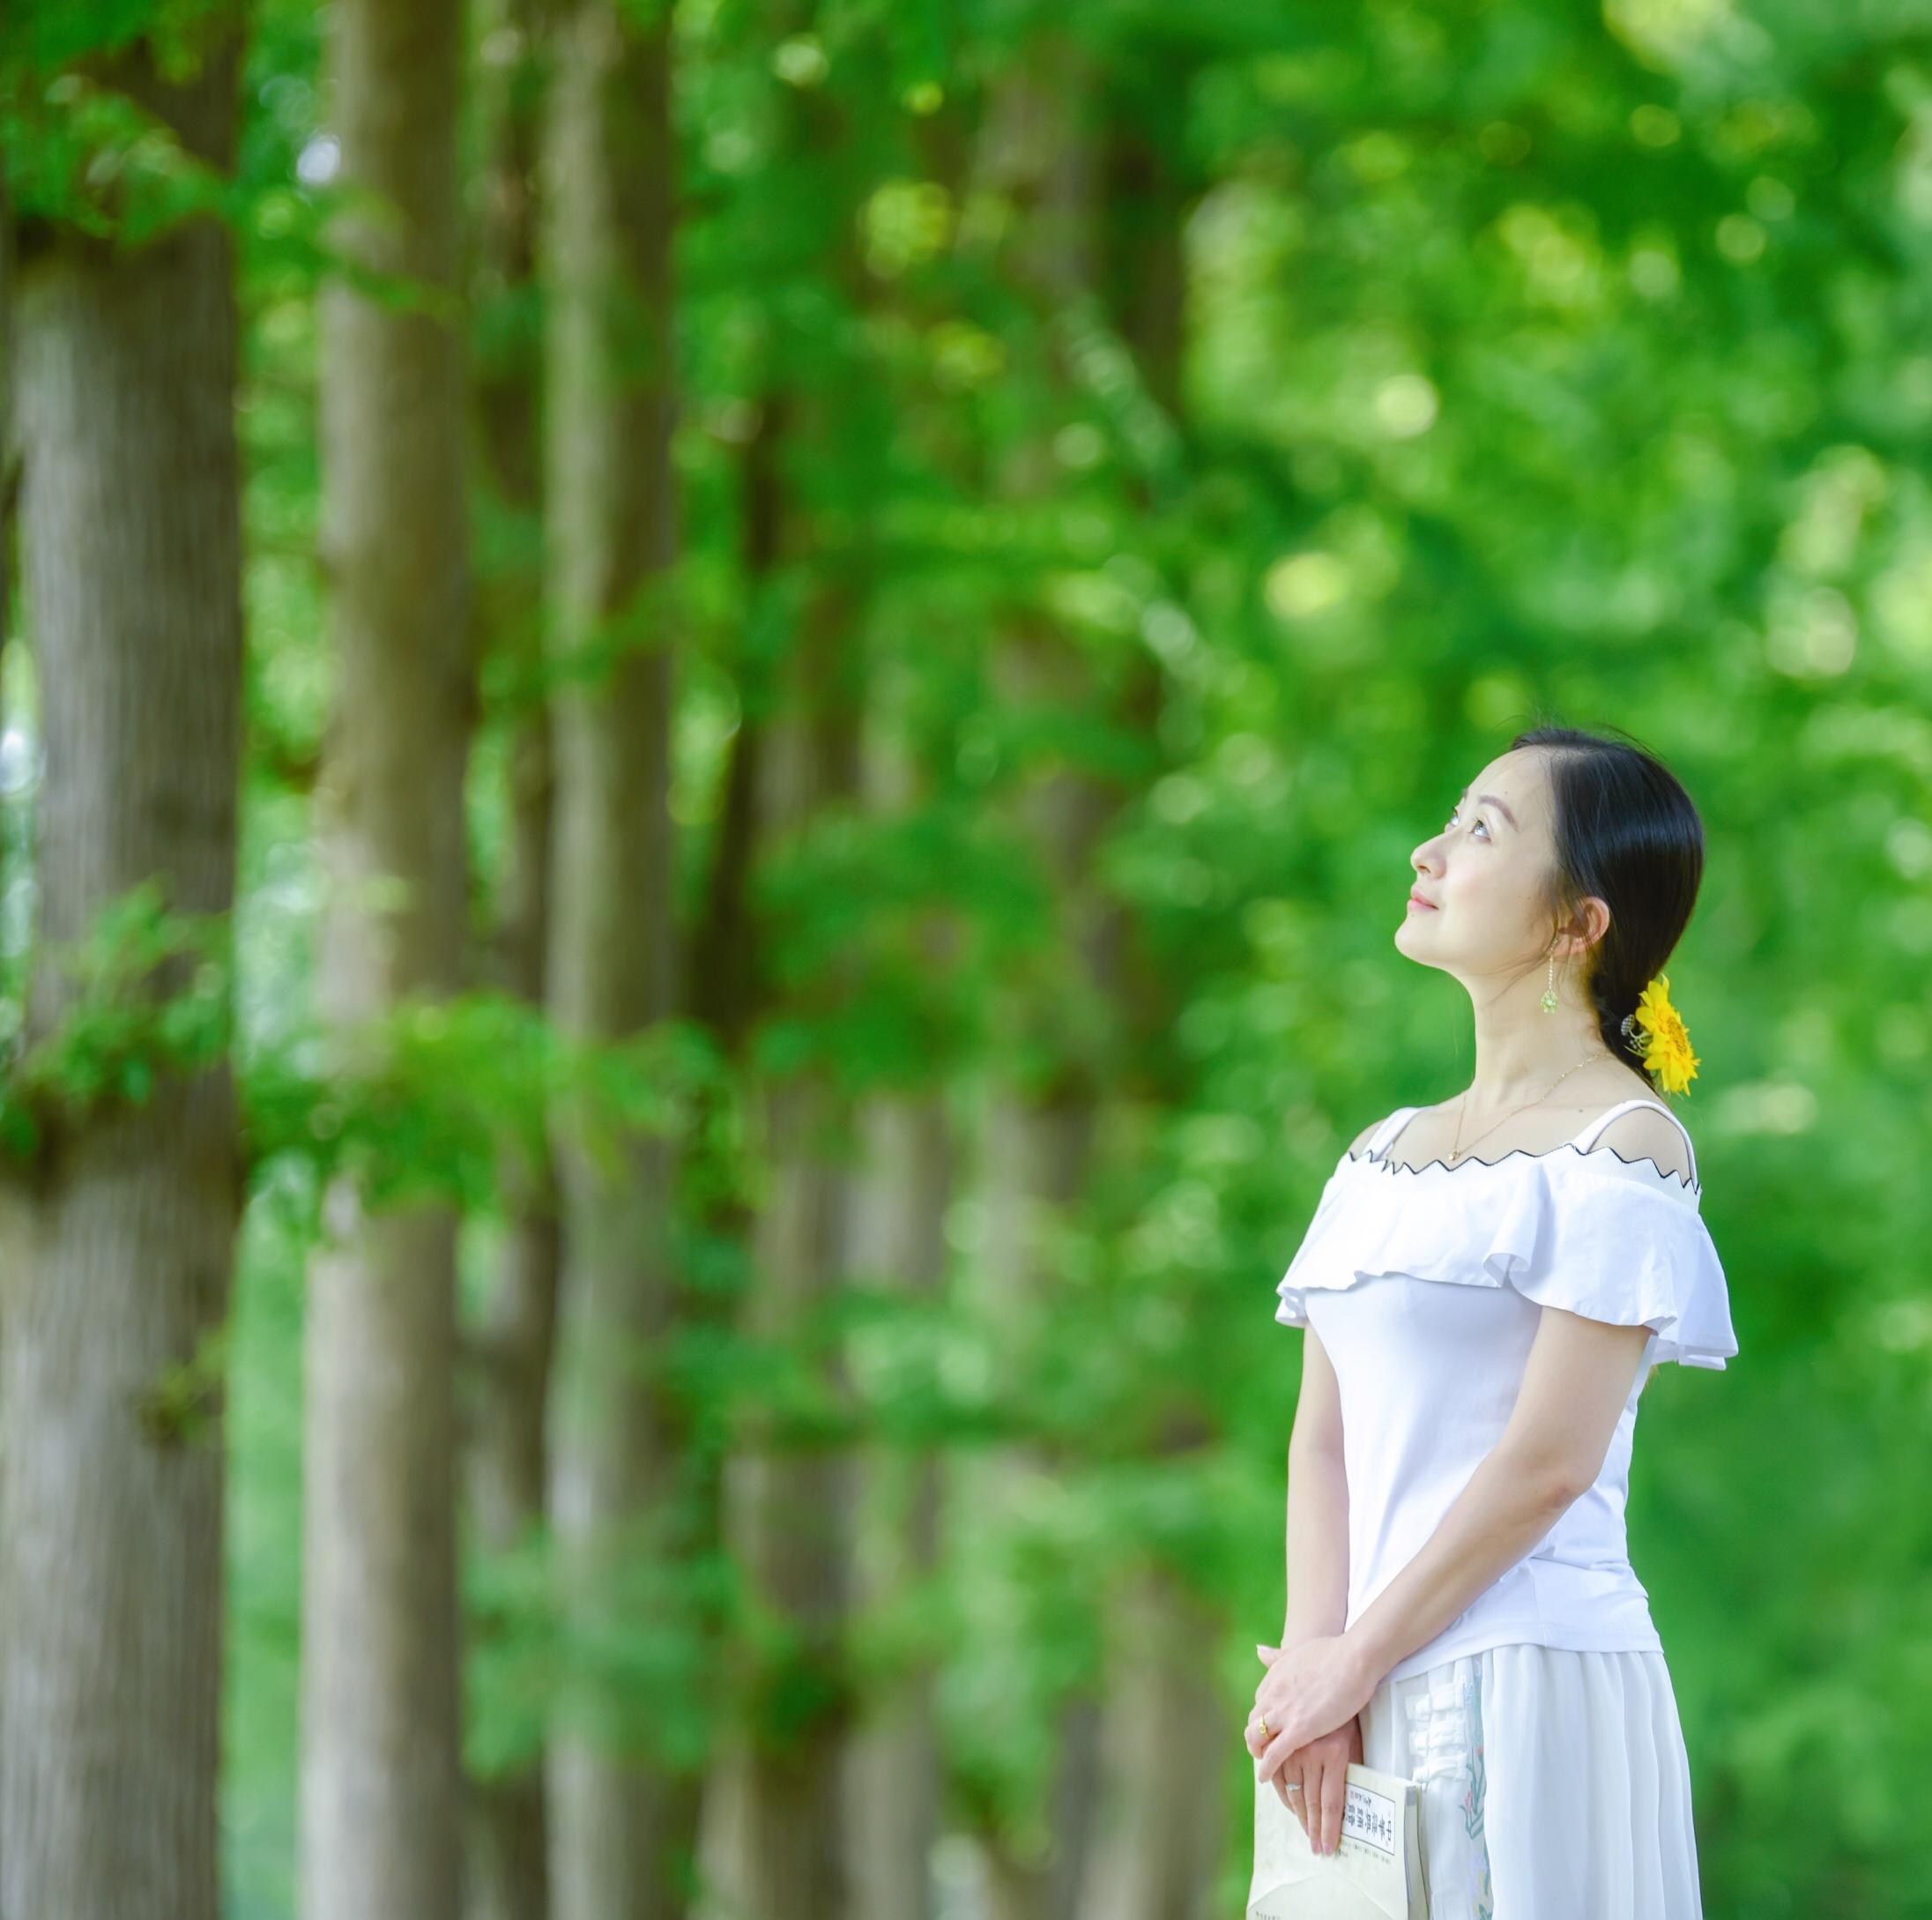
left=1245, top=1635, right=1380, bottom=1824
left=1260, top=1707, right=1363, bottom=1856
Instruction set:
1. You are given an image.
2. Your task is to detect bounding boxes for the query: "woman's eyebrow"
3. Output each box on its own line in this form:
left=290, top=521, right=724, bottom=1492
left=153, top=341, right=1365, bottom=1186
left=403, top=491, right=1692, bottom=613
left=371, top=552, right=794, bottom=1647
left=1457, top=787, right=1519, bottom=830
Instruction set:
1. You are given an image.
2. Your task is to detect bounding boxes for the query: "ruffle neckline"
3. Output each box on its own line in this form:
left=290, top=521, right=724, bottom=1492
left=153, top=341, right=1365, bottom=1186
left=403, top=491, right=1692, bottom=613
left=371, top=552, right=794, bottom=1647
left=1276, top=1140, right=1736, bottom=1370
left=1345, top=1137, right=1701, bottom=1201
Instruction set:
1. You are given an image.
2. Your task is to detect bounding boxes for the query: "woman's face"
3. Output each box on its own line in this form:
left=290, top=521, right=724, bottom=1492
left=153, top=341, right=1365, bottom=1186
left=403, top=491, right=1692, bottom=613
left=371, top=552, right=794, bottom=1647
left=1397, top=748, right=1577, bottom=974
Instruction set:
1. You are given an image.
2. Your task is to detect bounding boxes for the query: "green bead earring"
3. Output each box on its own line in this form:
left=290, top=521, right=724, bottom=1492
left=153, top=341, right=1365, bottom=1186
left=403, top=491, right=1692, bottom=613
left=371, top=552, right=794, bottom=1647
left=1541, top=950, right=1560, bottom=1013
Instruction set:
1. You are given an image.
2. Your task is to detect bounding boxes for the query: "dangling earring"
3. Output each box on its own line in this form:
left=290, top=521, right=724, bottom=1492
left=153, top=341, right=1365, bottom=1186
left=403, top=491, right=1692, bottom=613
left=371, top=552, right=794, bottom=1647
left=1541, top=950, right=1560, bottom=1013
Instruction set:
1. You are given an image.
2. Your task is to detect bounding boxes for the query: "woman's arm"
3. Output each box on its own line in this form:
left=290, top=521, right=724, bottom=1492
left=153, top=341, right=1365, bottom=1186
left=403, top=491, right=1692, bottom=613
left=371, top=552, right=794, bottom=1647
left=1279, top=1120, right=1377, bottom=1642
left=1252, top=1305, right=1655, bottom=1783
left=1339, top=1306, right=1653, bottom=1689
left=1282, top=1328, right=1349, bottom=1644
left=1341, top=1108, right=1699, bottom=1681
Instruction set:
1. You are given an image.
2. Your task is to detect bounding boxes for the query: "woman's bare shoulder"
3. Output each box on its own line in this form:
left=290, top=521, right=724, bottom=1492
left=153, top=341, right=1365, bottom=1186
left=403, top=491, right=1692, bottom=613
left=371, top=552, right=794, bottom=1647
left=1345, top=1103, right=1431, bottom=1157
left=1588, top=1104, right=1696, bottom=1182
left=1348, top=1097, right=1453, bottom=1158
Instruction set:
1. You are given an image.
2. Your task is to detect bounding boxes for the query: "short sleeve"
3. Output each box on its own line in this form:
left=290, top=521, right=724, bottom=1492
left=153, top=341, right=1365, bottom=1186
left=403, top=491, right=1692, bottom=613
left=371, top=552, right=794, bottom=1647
left=1273, top=1152, right=1352, bottom=1329
left=1269, top=1147, right=1738, bottom=1369
left=1506, top=1164, right=1739, bottom=1372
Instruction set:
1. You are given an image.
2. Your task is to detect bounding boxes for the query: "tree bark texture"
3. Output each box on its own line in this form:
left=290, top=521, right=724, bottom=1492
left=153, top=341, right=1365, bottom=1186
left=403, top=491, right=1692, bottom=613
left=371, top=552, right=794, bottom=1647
left=301, top=0, right=472, bottom=1916
left=0, top=29, right=243, bottom=1920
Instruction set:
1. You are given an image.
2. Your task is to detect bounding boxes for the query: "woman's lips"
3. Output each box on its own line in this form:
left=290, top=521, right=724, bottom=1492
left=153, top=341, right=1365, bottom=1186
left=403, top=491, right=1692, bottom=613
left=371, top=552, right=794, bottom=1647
left=1406, top=893, right=1438, bottom=912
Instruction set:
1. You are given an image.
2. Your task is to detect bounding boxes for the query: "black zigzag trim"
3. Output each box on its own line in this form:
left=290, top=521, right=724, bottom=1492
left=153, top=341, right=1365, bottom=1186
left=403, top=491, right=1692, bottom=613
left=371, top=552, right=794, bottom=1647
left=1343, top=1137, right=1700, bottom=1195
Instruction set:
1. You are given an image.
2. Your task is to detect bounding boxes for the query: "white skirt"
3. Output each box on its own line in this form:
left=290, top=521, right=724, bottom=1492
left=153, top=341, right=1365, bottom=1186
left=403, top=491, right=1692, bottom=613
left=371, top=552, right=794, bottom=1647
left=1356, top=1643, right=1705, bottom=1920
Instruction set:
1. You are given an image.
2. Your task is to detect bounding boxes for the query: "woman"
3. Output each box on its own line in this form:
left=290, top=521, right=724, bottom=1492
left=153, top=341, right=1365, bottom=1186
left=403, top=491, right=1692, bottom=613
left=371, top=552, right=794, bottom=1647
left=1245, top=726, right=1736, bottom=1919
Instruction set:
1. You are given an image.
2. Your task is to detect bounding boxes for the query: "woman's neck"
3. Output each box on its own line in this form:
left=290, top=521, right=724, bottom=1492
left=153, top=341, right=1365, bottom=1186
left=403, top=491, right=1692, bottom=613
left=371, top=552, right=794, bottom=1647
left=1461, top=998, right=1620, bottom=1111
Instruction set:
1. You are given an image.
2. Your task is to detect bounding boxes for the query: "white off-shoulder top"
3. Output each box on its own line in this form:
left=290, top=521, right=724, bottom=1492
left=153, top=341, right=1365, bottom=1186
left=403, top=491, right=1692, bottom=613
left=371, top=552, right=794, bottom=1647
left=1274, top=1096, right=1738, bottom=1685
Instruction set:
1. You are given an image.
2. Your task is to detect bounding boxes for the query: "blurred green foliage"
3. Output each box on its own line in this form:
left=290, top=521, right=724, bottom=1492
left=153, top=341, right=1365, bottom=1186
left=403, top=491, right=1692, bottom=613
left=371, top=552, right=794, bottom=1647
left=5, top=0, right=1931, bottom=1915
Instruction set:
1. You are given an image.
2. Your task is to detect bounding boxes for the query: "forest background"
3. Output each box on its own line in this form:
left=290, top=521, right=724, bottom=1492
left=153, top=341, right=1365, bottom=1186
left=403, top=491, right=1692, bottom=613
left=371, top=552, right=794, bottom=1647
left=1, top=0, right=1928, bottom=1916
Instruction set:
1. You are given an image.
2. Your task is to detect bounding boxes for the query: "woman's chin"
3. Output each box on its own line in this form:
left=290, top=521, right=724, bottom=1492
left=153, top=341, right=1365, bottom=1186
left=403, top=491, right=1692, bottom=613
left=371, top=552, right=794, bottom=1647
left=1393, top=913, right=1442, bottom=956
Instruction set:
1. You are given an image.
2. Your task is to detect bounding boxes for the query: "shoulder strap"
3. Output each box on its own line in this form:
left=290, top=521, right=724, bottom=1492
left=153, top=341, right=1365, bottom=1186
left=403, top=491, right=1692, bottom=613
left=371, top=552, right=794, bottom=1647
left=1364, top=1105, right=1422, bottom=1161
left=1568, top=1097, right=1698, bottom=1184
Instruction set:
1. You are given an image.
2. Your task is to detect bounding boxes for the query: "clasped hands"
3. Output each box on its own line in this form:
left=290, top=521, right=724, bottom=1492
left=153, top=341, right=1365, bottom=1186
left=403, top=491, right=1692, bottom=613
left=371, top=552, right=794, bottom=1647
left=1245, top=1633, right=1380, bottom=1857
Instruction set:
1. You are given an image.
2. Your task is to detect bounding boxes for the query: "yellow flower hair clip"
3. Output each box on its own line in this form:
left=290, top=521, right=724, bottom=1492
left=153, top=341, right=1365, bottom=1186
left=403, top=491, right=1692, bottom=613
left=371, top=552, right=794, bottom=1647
left=1621, top=973, right=1699, bottom=1096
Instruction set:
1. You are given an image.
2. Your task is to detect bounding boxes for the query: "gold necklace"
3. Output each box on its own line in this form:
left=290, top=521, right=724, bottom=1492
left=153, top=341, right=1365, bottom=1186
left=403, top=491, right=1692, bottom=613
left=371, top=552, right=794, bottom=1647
left=1447, top=1053, right=1610, bottom=1165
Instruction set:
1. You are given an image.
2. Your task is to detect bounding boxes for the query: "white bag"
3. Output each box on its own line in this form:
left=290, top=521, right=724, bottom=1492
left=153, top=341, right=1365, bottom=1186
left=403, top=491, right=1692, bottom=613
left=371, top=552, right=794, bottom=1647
left=1247, top=1760, right=1429, bottom=1919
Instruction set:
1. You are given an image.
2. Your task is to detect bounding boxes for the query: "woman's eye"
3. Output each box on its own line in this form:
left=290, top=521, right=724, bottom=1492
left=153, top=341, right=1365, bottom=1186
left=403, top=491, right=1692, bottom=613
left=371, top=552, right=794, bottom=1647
left=1445, top=807, right=1490, bottom=840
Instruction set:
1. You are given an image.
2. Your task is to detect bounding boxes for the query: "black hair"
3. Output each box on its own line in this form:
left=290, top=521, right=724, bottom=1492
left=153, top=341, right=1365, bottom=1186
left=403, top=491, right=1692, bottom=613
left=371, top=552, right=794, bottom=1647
left=1505, top=722, right=1705, bottom=1094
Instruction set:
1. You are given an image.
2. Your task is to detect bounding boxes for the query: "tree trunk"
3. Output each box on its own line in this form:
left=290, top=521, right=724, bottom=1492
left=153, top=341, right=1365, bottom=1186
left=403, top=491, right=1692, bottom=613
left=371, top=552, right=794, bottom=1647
left=970, top=1090, right=1108, bottom=1920
left=301, top=0, right=472, bottom=1915
left=0, top=29, right=243, bottom=1920
left=962, top=40, right=1127, bottom=1920
left=1074, top=1568, right=1226, bottom=1920
left=1071, top=106, right=1222, bottom=1920
left=0, top=145, right=15, bottom=697
left=843, top=1085, right=955, bottom=1920
left=701, top=555, right=864, bottom=1920
left=464, top=3, right=559, bottom=1916
left=538, top=7, right=683, bottom=1916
